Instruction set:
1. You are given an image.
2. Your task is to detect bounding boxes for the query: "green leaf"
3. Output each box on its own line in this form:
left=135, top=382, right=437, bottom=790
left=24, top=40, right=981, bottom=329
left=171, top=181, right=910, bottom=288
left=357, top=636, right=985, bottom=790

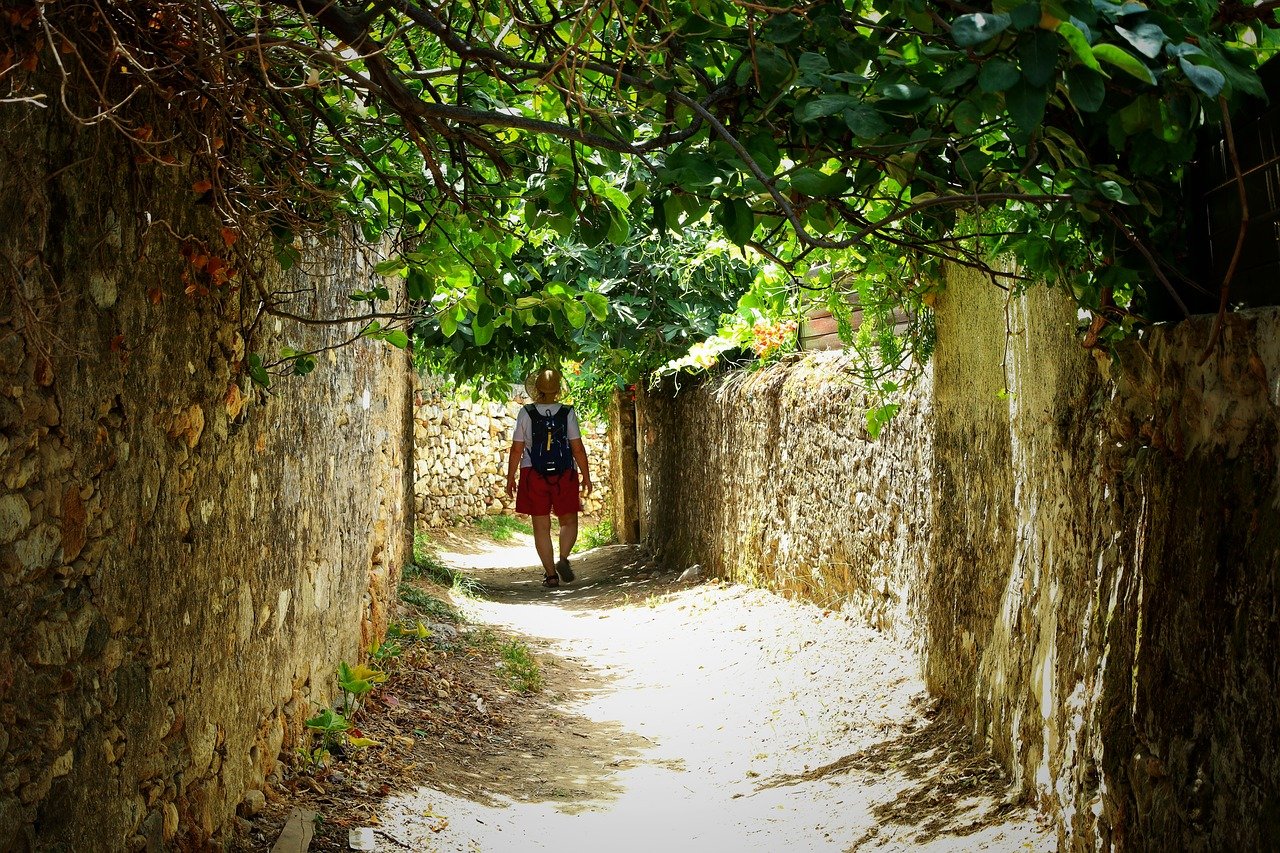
left=564, top=300, right=587, bottom=329
left=1008, top=1, right=1041, bottom=30
left=865, top=403, right=901, bottom=439
left=939, top=64, right=979, bottom=92
left=796, top=94, right=861, bottom=123
left=979, top=59, right=1022, bottom=93
left=246, top=353, right=270, bottom=389
left=957, top=148, right=991, bottom=181
left=845, top=107, right=889, bottom=138
left=1018, top=30, right=1059, bottom=87
left=1195, top=40, right=1265, bottom=99
left=715, top=198, right=755, bottom=246
left=1098, top=180, right=1125, bottom=201
left=1006, top=79, right=1049, bottom=132
left=406, top=269, right=433, bottom=301
left=606, top=208, right=631, bottom=245
left=440, top=310, right=458, bottom=338
left=1178, top=58, right=1225, bottom=98
left=760, top=14, right=806, bottom=44
left=1115, top=23, right=1166, bottom=60
left=790, top=168, right=851, bottom=198
left=472, top=321, right=494, bottom=346
left=582, top=292, right=609, bottom=322
left=1092, top=44, right=1154, bottom=85
left=1056, top=22, right=1102, bottom=72
left=952, top=13, right=1012, bottom=47
left=1065, top=66, right=1106, bottom=112
left=953, top=100, right=984, bottom=134
left=373, top=257, right=406, bottom=275
left=798, top=52, right=830, bottom=75
left=751, top=48, right=796, bottom=96
left=880, top=82, right=930, bottom=101
left=383, top=330, right=409, bottom=349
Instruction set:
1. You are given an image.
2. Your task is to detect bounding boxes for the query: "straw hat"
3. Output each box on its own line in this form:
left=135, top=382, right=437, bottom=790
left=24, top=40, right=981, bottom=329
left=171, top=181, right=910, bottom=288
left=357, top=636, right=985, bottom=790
left=524, top=368, right=563, bottom=404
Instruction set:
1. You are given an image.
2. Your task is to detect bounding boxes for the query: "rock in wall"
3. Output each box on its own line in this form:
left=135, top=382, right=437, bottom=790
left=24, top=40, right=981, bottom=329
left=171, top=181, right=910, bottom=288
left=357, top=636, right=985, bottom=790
left=0, top=108, right=411, bottom=848
left=635, top=267, right=1280, bottom=850
left=638, top=354, right=932, bottom=634
left=413, top=380, right=611, bottom=527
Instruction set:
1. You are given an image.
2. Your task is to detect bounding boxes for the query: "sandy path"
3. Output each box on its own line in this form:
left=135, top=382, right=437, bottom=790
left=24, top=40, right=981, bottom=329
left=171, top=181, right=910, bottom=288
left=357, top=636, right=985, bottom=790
left=376, top=535, right=1053, bottom=853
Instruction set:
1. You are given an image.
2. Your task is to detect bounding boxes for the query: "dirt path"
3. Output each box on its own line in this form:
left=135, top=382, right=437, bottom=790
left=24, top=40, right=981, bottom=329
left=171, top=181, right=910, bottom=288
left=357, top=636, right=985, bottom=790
left=356, top=533, right=1054, bottom=853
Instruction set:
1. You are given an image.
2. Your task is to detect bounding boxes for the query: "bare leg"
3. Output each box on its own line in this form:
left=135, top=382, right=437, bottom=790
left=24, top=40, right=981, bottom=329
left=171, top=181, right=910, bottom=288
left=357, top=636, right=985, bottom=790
left=530, top=514, right=555, bottom=575
left=557, top=513, right=578, bottom=562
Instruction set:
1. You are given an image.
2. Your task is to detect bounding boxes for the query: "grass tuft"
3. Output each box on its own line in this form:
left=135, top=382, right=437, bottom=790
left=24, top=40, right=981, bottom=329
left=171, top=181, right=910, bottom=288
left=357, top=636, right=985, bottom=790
left=578, top=517, right=614, bottom=551
left=499, top=640, right=543, bottom=693
left=404, top=531, right=485, bottom=597
left=470, top=514, right=533, bottom=542
left=398, top=583, right=465, bottom=624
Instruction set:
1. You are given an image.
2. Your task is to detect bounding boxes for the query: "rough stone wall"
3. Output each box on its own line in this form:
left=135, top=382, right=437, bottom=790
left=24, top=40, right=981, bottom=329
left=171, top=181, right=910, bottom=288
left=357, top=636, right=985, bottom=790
left=636, top=269, right=1280, bottom=850
left=928, top=268, right=1280, bottom=851
left=0, top=110, right=411, bottom=849
left=413, top=382, right=611, bottom=526
left=638, top=355, right=933, bottom=633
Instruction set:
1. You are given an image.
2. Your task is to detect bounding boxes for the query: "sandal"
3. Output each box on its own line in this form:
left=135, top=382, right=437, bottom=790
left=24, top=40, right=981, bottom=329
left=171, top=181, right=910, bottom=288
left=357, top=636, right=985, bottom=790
left=543, top=573, right=559, bottom=588
left=555, top=558, right=574, bottom=584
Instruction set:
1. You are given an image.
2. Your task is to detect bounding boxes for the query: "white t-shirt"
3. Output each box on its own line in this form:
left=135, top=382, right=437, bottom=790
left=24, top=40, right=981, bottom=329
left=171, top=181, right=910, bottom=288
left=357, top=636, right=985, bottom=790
left=512, top=403, right=581, bottom=469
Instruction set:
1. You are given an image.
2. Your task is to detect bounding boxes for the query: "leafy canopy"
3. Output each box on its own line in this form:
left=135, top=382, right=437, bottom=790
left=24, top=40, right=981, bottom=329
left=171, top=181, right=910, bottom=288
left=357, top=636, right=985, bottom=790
left=4, top=0, right=1277, bottom=392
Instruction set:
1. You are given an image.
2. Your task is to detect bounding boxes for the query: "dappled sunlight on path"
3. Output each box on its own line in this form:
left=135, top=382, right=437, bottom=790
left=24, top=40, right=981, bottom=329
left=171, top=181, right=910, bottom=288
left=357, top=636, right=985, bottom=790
left=376, top=534, right=1053, bottom=852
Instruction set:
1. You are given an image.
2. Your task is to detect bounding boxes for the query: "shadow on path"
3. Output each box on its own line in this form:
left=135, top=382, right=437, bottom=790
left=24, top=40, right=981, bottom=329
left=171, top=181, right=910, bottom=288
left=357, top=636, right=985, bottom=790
left=758, top=697, right=1027, bottom=849
left=451, top=543, right=686, bottom=612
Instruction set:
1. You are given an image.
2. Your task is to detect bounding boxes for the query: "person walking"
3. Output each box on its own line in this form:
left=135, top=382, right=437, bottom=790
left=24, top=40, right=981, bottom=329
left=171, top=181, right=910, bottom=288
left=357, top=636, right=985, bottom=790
left=505, top=368, right=593, bottom=587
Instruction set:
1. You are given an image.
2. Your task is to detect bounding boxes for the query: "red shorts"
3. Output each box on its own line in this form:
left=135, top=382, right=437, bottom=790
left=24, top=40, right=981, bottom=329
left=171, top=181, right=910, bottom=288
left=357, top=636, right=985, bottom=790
left=515, top=468, right=581, bottom=517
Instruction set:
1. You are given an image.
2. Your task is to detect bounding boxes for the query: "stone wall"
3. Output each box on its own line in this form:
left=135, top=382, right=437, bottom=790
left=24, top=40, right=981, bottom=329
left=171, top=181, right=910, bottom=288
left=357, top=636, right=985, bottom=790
left=638, top=355, right=932, bottom=633
left=928, top=269, right=1280, bottom=851
left=413, top=382, right=611, bottom=527
left=635, top=270, right=1280, bottom=850
left=0, top=109, right=411, bottom=849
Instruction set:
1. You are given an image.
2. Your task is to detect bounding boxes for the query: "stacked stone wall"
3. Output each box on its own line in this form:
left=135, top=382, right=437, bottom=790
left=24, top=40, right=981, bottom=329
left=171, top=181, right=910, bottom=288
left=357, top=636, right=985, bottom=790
left=0, top=108, right=411, bottom=849
left=638, top=355, right=932, bottom=635
left=413, top=383, right=611, bottom=527
left=636, top=272, right=1280, bottom=850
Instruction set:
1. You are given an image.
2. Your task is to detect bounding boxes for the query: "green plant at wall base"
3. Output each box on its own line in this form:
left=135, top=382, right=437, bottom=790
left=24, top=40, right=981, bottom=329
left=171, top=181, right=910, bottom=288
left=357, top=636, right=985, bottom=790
left=367, top=640, right=403, bottom=671
left=579, top=518, right=615, bottom=551
left=388, top=619, right=435, bottom=641
left=405, top=543, right=487, bottom=598
left=399, top=583, right=466, bottom=624
left=296, top=745, right=331, bottom=772
left=305, top=708, right=350, bottom=755
left=470, top=514, right=533, bottom=543
left=499, top=641, right=543, bottom=693
left=338, top=661, right=387, bottom=716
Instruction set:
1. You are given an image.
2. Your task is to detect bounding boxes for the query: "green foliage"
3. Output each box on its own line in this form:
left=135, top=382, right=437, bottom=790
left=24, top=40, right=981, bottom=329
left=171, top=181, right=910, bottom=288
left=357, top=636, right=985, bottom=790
left=398, top=583, right=467, bottom=623
left=337, top=661, right=387, bottom=716
left=579, top=518, right=615, bottom=551
left=406, top=533, right=486, bottom=597
left=469, top=514, right=533, bottom=542
left=499, top=640, right=543, bottom=693
left=367, top=639, right=403, bottom=670
left=414, top=225, right=759, bottom=420
left=25, top=0, right=1277, bottom=394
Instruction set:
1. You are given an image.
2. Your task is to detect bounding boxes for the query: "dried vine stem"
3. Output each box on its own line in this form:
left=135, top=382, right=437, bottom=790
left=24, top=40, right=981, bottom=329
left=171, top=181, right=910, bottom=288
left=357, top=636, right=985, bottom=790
left=1199, top=96, right=1249, bottom=365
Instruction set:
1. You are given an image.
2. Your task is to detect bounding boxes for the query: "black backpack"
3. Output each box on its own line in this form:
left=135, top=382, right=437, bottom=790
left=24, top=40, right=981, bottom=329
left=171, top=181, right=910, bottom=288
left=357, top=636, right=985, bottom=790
left=525, top=404, right=575, bottom=476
